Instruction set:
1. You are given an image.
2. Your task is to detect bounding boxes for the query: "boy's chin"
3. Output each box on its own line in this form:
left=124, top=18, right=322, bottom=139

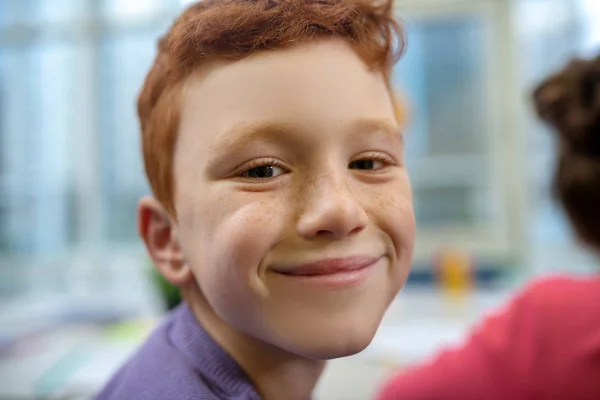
left=301, top=337, right=373, bottom=361
left=276, top=318, right=381, bottom=361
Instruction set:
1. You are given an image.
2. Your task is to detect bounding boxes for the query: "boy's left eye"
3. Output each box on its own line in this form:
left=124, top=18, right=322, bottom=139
left=348, top=159, right=385, bottom=170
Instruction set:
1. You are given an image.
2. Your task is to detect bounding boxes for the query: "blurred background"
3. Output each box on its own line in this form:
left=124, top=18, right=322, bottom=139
left=1, top=0, right=600, bottom=398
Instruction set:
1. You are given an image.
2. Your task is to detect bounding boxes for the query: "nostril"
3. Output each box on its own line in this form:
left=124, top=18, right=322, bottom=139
left=349, top=225, right=365, bottom=236
left=316, top=229, right=334, bottom=237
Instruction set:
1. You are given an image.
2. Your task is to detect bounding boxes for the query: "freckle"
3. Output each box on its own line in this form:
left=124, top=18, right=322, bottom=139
left=374, top=192, right=394, bottom=209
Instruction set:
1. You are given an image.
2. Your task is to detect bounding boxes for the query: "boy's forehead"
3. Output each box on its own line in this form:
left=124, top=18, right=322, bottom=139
left=179, top=39, right=374, bottom=93
left=176, top=39, right=397, bottom=148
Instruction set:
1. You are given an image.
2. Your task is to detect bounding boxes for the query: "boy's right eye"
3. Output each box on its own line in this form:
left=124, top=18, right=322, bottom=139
left=241, top=165, right=286, bottom=179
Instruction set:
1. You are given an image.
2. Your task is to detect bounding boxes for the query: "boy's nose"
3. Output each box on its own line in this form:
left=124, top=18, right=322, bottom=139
left=296, top=177, right=368, bottom=241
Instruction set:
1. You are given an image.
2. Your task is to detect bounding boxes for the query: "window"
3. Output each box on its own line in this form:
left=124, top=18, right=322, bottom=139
left=99, top=32, right=160, bottom=241
left=396, top=16, right=489, bottom=228
left=0, top=0, right=185, bottom=297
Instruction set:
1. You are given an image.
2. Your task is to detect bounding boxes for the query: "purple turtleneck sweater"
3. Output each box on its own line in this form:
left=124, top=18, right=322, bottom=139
left=96, top=303, right=262, bottom=400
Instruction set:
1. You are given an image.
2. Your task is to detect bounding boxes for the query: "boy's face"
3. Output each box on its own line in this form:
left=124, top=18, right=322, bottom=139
left=172, top=39, right=414, bottom=359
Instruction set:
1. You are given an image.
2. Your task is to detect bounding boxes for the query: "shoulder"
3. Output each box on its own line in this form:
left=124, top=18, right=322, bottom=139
left=96, top=360, right=215, bottom=400
left=510, top=274, right=600, bottom=320
left=524, top=273, right=600, bottom=296
left=473, top=275, right=600, bottom=384
left=508, top=275, right=600, bottom=396
left=377, top=276, right=600, bottom=400
left=480, top=275, right=600, bottom=321
left=474, top=275, right=600, bottom=343
left=95, top=311, right=217, bottom=400
left=518, top=274, right=600, bottom=341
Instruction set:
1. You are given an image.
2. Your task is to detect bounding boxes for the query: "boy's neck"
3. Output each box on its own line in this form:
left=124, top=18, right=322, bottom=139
left=186, top=288, right=326, bottom=400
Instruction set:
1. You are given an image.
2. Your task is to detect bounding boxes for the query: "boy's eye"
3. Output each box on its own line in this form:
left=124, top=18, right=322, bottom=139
left=243, top=165, right=285, bottom=179
left=349, top=159, right=384, bottom=170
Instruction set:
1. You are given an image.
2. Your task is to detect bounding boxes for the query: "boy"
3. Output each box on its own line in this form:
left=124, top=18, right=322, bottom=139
left=97, top=0, right=415, bottom=399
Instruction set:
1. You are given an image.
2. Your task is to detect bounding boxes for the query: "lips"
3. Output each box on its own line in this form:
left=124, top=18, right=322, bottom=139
left=271, top=255, right=379, bottom=276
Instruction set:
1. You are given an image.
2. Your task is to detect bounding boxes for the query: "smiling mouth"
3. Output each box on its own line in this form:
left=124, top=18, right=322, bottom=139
left=270, top=255, right=381, bottom=287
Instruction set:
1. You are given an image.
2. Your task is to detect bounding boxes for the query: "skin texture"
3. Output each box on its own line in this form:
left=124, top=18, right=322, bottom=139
left=138, top=38, right=415, bottom=400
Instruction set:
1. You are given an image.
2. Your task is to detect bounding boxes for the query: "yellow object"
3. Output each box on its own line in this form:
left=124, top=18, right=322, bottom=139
left=438, top=249, right=473, bottom=295
left=393, top=90, right=410, bottom=128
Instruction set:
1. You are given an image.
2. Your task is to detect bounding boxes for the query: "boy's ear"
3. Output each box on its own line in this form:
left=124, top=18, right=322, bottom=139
left=138, top=196, right=192, bottom=286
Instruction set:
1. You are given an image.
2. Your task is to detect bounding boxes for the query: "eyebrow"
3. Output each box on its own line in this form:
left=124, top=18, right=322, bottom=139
left=348, top=118, right=403, bottom=145
left=207, top=121, right=306, bottom=161
left=207, top=117, right=402, bottom=162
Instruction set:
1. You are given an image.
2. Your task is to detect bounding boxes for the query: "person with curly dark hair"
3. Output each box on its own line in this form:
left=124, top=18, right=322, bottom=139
left=376, top=56, right=600, bottom=400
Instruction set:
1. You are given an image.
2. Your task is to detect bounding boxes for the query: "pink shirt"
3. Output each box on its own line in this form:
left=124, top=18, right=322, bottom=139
left=377, top=276, right=600, bottom=400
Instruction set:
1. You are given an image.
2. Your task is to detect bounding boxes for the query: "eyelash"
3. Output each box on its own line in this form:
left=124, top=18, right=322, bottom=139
left=237, top=152, right=396, bottom=180
left=351, top=153, right=396, bottom=168
left=238, top=158, right=289, bottom=179
left=243, top=158, right=286, bottom=170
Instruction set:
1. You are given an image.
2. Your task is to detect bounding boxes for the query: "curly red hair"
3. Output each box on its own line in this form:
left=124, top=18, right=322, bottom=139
left=138, top=0, right=405, bottom=217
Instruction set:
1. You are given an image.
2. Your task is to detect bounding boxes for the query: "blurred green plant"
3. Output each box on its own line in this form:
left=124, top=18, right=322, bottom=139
left=150, top=267, right=182, bottom=310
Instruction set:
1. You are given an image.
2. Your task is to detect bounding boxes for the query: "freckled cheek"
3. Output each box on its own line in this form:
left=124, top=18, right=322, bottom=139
left=367, top=182, right=415, bottom=254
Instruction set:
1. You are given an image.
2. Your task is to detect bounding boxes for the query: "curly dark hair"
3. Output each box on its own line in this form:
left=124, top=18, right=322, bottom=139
left=533, top=55, right=600, bottom=248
